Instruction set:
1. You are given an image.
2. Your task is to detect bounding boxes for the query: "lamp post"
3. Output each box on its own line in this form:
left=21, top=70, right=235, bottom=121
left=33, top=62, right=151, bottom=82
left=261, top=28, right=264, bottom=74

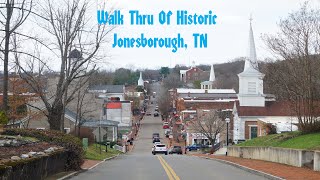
left=225, top=117, right=230, bottom=156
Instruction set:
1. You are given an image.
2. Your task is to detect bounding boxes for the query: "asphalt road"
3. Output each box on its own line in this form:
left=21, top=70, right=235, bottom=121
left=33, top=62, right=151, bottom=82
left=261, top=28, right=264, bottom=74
left=70, top=83, right=267, bottom=180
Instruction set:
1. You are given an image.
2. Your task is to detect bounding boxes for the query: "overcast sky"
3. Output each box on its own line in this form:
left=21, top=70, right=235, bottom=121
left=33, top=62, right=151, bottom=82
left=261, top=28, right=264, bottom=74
left=3, top=0, right=319, bottom=72
left=94, top=0, right=320, bottom=70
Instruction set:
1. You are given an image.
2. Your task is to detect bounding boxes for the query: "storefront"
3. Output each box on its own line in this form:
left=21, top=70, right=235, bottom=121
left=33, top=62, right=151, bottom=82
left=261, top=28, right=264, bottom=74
left=186, top=132, right=220, bottom=146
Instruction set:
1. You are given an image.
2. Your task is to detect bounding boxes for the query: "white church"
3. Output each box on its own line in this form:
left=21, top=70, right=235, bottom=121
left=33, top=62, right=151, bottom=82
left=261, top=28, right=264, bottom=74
left=180, top=20, right=299, bottom=145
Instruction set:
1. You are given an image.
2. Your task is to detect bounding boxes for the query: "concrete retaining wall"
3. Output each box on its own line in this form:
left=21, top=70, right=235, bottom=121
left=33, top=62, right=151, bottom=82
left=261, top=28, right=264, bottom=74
left=228, top=146, right=320, bottom=171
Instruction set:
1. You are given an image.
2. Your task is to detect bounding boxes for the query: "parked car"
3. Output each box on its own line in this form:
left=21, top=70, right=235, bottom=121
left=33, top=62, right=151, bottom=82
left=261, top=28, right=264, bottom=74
left=187, top=144, right=206, bottom=151
left=152, top=144, right=168, bottom=155
left=163, top=122, right=170, bottom=129
left=153, top=137, right=160, bottom=143
left=146, top=112, right=152, bottom=116
left=152, top=133, right=160, bottom=139
left=154, top=112, right=159, bottom=117
left=164, top=129, right=171, bottom=138
left=168, top=146, right=183, bottom=154
left=154, top=142, right=161, bottom=146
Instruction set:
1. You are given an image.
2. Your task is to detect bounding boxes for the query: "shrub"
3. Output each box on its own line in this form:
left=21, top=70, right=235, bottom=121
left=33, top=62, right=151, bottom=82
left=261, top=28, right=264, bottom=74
left=0, top=111, right=8, bottom=125
left=3, top=128, right=84, bottom=170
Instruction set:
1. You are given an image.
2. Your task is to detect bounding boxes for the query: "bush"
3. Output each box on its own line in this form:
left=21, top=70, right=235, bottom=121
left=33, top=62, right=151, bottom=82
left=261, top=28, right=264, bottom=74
left=0, top=111, right=8, bottom=125
left=3, top=128, right=84, bottom=170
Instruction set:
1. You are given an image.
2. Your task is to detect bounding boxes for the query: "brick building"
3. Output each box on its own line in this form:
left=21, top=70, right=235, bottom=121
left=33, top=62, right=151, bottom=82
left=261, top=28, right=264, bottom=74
left=180, top=67, right=209, bottom=84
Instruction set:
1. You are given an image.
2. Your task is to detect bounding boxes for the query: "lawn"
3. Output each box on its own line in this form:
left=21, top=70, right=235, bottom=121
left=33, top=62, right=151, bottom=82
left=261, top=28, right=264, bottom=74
left=85, top=143, right=122, bottom=160
left=236, top=132, right=320, bottom=150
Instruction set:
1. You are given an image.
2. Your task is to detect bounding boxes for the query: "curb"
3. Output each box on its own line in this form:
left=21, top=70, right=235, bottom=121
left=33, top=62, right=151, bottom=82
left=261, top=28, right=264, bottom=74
left=87, top=153, right=121, bottom=170
left=195, top=156, right=285, bottom=180
left=58, top=154, right=121, bottom=180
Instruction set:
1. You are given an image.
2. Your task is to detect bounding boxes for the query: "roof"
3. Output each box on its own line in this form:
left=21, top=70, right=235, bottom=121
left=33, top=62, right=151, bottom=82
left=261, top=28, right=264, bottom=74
left=181, top=110, right=197, bottom=113
left=65, top=108, right=119, bottom=126
left=82, top=120, right=119, bottom=127
left=180, top=70, right=187, bottom=74
left=184, top=99, right=236, bottom=103
left=88, top=85, right=124, bottom=93
left=200, top=81, right=214, bottom=85
left=181, top=99, right=320, bottom=117
left=176, top=88, right=236, bottom=94
left=179, top=93, right=238, bottom=100
left=180, top=67, right=205, bottom=74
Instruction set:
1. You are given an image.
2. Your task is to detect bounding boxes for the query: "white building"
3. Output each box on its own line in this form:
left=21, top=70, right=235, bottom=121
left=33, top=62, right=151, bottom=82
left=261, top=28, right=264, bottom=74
left=178, top=20, right=299, bottom=145
left=232, top=20, right=298, bottom=142
left=88, top=85, right=125, bottom=100
left=237, top=20, right=265, bottom=107
left=102, top=101, right=133, bottom=128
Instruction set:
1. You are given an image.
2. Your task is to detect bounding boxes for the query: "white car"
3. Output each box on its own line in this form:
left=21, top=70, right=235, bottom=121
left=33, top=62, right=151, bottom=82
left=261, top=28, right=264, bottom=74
left=154, top=142, right=161, bottom=145
left=152, top=144, right=168, bottom=155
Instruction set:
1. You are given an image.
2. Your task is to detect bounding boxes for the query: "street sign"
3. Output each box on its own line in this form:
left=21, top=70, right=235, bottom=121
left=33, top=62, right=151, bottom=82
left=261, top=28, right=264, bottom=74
left=93, top=127, right=107, bottom=142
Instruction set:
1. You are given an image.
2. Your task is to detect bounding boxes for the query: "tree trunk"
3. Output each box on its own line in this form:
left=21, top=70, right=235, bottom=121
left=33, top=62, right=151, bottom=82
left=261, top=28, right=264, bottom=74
left=3, top=1, right=12, bottom=112
left=210, top=139, right=216, bottom=154
left=78, top=124, right=81, bottom=137
left=47, top=104, right=63, bottom=131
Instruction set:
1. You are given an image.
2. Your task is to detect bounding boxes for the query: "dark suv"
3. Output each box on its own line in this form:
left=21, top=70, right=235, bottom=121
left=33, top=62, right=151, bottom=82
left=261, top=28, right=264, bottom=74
left=152, top=133, right=159, bottom=139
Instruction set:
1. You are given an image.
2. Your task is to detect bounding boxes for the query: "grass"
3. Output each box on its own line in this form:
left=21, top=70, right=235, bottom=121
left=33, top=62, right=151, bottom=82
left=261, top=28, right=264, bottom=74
left=236, top=131, right=320, bottom=150
left=85, top=143, right=122, bottom=161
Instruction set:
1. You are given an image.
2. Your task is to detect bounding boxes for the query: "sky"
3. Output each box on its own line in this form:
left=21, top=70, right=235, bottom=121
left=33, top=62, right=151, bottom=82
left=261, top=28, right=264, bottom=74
left=2, top=0, right=320, bottom=72
left=94, top=0, right=320, bottom=70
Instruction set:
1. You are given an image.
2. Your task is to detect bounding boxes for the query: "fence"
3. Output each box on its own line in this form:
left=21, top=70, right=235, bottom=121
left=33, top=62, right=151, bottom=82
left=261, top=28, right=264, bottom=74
left=114, top=144, right=126, bottom=153
left=0, top=150, right=68, bottom=180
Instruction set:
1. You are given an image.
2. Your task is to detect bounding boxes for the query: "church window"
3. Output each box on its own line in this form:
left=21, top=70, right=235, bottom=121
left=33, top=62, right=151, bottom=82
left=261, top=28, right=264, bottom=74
left=248, top=82, right=256, bottom=94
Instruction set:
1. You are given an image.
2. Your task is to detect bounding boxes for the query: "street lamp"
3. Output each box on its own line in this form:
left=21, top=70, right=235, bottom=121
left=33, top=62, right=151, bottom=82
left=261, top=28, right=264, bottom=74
left=225, top=117, right=230, bottom=156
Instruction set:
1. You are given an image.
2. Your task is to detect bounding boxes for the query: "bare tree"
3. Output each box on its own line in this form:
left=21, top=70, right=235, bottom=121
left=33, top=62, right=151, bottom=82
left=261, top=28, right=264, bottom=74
left=15, top=0, right=113, bottom=131
left=162, top=72, right=182, bottom=90
left=0, top=0, right=33, bottom=112
left=157, top=87, right=171, bottom=120
left=264, top=2, right=320, bottom=133
left=190, top=109, right=226, bottom=154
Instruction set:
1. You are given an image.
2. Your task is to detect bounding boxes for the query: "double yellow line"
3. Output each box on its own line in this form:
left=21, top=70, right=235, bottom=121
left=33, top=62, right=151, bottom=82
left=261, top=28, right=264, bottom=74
left=157, top=155, right=180, bottom=180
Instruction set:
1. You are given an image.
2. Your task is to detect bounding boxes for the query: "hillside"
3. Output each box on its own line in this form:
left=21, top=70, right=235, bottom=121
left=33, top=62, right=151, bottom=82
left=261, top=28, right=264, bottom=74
left=236, top=132, right=320, bottom=150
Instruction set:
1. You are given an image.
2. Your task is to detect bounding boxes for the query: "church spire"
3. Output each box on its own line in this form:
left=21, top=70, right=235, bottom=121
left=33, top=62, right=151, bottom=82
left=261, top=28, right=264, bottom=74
left=138, top=72, right=144, bottom=87
left=209, top=64, right=215, bottom=82
left=243, top=16, right=258, bottom=73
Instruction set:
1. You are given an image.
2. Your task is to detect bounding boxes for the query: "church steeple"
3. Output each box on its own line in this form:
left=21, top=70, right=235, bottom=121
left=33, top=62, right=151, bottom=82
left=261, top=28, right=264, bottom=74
left=243, top=17, right=258, bottom=73
left=237, top=17, right=265, bottom=107
left=209, top=64, right=215, bottom=82
left=138, top=72, right=144, bottom=87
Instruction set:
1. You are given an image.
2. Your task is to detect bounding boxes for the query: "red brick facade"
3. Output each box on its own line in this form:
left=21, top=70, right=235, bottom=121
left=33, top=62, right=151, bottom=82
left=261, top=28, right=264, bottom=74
left=184, top=67, right=209, bottom=83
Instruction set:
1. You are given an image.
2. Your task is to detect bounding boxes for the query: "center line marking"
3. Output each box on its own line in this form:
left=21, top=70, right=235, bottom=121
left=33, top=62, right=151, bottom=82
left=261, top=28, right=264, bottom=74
left=157, top=155, right=180, bottom=180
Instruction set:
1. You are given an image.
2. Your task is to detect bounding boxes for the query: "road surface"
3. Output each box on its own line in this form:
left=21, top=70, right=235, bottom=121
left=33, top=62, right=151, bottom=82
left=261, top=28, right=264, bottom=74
left=71, top=83, right=266, bottom=180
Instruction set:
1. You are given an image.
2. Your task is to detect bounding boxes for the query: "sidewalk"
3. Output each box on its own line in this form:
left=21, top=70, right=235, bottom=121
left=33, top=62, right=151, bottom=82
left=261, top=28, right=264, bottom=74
left=81, top=159, right=102, bottom=169
left=193, top=154, right=320, bottom=180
